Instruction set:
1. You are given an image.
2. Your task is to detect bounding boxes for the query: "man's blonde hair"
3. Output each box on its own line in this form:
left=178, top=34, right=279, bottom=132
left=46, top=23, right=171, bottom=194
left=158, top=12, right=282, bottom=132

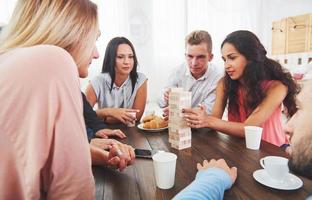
left=185, top=30, right=212, bottom=53
left=0, top=0, right=98, bottom=68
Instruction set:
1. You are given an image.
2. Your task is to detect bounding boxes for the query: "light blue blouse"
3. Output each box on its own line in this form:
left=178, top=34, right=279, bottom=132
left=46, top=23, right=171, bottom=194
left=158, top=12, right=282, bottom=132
left=90, top=72, right=147, bottom=109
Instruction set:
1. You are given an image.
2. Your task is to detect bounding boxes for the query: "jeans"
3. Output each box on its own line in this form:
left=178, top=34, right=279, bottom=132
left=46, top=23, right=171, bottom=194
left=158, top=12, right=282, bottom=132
left=86, top=127, right=95, bottom=142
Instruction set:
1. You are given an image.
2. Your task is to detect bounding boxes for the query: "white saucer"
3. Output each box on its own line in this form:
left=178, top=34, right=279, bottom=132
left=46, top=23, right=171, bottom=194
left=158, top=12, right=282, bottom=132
left=137, top=123, right=168, bottom=132
left=253, top=169, right=303, bottom=190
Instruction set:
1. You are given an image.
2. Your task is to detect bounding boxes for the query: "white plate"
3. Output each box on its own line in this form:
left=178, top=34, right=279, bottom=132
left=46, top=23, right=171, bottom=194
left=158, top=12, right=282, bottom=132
left=253, top=169, right=303, bottom=190
left=137, top=123, right=168, bottom=132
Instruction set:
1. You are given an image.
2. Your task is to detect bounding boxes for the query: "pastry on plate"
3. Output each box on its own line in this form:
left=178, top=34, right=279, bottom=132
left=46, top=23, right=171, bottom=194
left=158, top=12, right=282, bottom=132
left=143, top=115, right=168, bottom=129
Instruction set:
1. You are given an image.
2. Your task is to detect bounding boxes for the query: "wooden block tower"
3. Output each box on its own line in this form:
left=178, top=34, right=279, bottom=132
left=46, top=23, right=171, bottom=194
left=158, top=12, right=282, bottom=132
left=168, top=88, right=192, bottom=150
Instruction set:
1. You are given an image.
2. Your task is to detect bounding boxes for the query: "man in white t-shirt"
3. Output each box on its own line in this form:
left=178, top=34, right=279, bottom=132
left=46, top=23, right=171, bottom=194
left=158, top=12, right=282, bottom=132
left=158, top=30, right=223, bottom=115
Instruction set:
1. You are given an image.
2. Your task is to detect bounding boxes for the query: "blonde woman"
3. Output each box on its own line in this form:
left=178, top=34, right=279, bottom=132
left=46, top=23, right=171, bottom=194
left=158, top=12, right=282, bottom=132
left=0, top=0, right=134, bottom=199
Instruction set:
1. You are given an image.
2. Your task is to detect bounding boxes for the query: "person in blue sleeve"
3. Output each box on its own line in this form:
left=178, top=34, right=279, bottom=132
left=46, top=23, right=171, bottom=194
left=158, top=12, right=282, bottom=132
left=174, top=158, right=237, bottom=200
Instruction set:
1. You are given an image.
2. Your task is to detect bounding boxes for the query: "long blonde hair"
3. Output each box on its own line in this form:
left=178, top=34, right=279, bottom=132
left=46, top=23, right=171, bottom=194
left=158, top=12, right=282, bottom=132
left=0, top=0, right=98, bottom=68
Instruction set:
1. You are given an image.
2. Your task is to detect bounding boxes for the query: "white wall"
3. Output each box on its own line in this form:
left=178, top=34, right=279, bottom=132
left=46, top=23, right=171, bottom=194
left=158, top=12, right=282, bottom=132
left=122, top=0, right=312, bottom=103
left=1, top=0, right=312, bottom=102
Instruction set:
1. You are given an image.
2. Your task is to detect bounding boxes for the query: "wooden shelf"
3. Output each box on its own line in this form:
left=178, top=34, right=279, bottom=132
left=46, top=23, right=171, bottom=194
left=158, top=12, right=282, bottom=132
left=272, top=19, right=287, bottom=55
left=286, top=14, right=310, bottom=53
left=272, top=13, right=312, bottom=55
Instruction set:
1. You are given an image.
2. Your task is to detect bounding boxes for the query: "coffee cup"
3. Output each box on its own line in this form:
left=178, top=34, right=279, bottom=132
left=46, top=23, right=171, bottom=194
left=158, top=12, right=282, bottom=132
left=260, top=156, right=289, bottom=181
left=244, top=126, right=263, bottom=150
left=126, top=111, right=137, bottom=127
left=152, top=151, right=177, bottom=189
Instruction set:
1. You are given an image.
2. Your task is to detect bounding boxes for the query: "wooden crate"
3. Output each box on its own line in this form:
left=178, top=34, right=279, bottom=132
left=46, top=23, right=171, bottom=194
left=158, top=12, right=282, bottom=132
left=272, top=19, right=287, bottom=55
left=309, top=14, right=312, bottom=51
left=286, top=14, right=310, bottom=53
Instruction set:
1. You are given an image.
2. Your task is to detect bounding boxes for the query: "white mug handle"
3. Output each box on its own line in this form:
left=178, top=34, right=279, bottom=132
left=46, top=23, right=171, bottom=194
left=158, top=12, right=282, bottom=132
left=260, top=158, right=266, bottom=169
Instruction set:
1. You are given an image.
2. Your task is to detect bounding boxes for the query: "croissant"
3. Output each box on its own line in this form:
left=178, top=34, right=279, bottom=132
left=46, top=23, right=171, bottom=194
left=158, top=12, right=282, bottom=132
left=143, top=114, right=155, bottom=123
left=143, top=116, right=168, bottom=129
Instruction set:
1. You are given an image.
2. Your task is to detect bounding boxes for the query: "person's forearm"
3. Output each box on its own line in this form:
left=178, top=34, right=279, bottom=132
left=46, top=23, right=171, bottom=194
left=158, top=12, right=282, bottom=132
left=105, top=116, right=120, bottom=124
left=173, top=168, right=232, bottom=200
left=206, top=117, right=245, bottom=137
left=96, top=108, right=111, bottom=118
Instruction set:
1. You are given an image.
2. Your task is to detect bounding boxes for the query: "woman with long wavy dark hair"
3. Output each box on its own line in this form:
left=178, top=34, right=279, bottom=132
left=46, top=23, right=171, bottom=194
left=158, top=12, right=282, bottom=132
left=183, top=30, right=299, bottom=147
left=86, top=37, right=147, bottom=125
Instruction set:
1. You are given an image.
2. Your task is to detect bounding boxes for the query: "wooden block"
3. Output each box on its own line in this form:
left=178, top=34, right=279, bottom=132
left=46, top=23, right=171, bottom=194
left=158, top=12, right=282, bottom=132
left=169, top=133, right=191, bottom=142
left=170, top=138, right=191, bottom=145
left=169, top=127, right=191, bottom=134
left=168, top=121, right=189, bottom=129
left=171, top=142, right=191, bottom=150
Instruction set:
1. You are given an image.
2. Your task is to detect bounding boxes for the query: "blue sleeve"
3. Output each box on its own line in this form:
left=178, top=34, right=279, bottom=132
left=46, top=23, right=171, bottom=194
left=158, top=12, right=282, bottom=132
left=173, top=168, right=233, bottom=200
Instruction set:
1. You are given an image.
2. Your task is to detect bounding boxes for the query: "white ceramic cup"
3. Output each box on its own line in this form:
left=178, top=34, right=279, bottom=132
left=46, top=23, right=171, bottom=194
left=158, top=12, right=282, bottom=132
left=126, top=111, right=137, bottom=127
left=260, top=156, right=289, bottom=182
left=152, top=152, right=177, bottom=189
left=244, top=126, right=263, bottom=150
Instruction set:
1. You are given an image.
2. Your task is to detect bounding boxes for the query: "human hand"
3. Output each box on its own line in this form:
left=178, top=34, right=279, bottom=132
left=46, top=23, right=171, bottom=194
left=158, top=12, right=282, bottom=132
left=109, top=108, right=138, bottom=125
left=95, top=129, right=126, bottom=139
left=162, top=106, right=169, bottom=118
left=197, top=158, right=237, bottom=184
left=90, top=138, right=119, bottom=150
left=107, top=143, right=136, bottom=171
left=163, top=90, right=169, bottom=104
left=183, top=104, right=209, bottom=128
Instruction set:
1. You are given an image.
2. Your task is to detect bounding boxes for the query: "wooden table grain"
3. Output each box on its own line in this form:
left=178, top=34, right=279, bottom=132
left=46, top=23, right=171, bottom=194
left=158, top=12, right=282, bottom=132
left=93, top=125, right=312, bottom=200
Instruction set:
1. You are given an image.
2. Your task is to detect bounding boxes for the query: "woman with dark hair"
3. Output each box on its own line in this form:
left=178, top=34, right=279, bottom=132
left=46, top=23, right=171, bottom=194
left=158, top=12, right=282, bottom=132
left=86, top=37, right=147, bottom=125
left=183, top=30, right=299, bottom=147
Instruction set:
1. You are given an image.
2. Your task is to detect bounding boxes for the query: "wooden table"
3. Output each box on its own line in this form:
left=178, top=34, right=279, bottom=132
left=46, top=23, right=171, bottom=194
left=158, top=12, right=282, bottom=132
left=93, top=126, right=312, bottom=200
